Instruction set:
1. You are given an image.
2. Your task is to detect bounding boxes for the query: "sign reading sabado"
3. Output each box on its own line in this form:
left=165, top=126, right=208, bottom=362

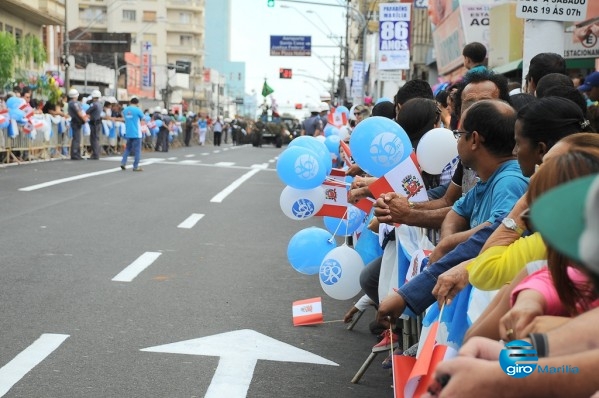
left=270, top=36, right=311, bottom=56
left=516, top=0, right=588, bottom=22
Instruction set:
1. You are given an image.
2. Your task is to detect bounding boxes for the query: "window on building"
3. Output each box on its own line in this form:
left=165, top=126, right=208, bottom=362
left=179, top=12, right=191, bottom=24
left=122, top=10, right=136, bottom=22
left=79, top=7, right=105, bottom=24
left=5, top=25, right=13, bottom=35
left=15, top=29, right=22, bottom=44
left=0, top=23, right=3, bottom=31
left=143, top=11, right=157, bottom=22
left=180, top=35, right=193, bottom=47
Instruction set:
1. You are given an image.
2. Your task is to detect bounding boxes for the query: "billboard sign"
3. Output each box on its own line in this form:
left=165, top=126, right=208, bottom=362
left=378, top=3, right=411, bottom=70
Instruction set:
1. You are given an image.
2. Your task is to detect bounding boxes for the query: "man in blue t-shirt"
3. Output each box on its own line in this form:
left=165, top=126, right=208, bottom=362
left=120, top=96, right=145, bottom=171
left=377, top=99, right=529, bottom=319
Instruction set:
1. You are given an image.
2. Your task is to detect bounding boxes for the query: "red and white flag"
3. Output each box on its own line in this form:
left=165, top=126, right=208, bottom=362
left=368, top=153, right=428, bottom=203
left=327, top=108, right=348, bottom=127
left=392, top=305, right=458, bottom=398
left=292, top=297, right=324, bottom=326
left=315, top=168, right=348, bottom=218
left=340, top=140, right=354, bottom=165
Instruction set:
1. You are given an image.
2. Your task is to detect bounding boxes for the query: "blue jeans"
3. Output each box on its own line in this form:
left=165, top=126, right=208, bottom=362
left=121, top=138, right=142, bottom=169
left=397, top=220, right=501, bottom=315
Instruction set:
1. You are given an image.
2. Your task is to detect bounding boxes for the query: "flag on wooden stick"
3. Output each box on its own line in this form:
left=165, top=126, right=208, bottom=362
left=292, top=297, right=324, bottom=326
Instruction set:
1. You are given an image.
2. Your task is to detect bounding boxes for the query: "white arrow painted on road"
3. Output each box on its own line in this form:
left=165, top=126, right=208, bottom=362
left=141, top=329, right=337, bottom=398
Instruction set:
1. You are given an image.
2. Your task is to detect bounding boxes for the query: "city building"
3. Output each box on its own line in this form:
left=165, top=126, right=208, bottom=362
left=65, top=0, right=206, bottom=111
left=204, top=0, right=249, bottom=118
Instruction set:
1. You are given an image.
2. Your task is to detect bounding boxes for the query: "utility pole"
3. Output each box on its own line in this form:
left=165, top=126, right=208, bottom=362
left=63, top=6, right=70, bottom=89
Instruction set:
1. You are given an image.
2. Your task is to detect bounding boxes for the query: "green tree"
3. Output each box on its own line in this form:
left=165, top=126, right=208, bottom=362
left=18, top=34, right=47, bottom=65
left=0, top=32, right=17, bottom=90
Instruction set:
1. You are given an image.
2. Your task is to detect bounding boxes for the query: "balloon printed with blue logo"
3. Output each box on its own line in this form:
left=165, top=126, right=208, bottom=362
left=279, top=185, right=325, bottom=220
left=375, top=97, right=392, bottom=105
left=349, top=116, right=412, bottom=177
left=276, top=146, right=327, bottom=189
left=334, top=105, right=350, bottom=120
left=324, top=134, right=341, bottom=158
left=288, top=135, right=328, bottom=157
left=288, top=135, right=331, bottom=174
left=416, top=127, right=459, bottom=175
left=323, top=124, right=340, bottom=137
left=287, top=227, right=337, bottom=275
left=323, top=205, right=366, bottom=236
left=319, top=245, right=365, bottom=300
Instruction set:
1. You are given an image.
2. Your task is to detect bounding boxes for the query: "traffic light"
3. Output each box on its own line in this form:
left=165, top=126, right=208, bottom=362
left=279, top=68, right=292, bottom=79
left=267, top=0, right=275, bottom=7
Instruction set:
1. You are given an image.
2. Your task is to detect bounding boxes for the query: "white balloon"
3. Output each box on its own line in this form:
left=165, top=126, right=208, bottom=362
left=416, top=127, right=459, bottom=175
left=319, top=245, right=364, bottom=300
left=280, top=186, right=325, bottom=220
left=314, top=135, right=326, bottom=143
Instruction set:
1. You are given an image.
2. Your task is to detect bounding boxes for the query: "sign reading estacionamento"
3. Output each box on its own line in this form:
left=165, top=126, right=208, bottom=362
left=516, top=0, right=587, bottom=22
left=270, top=36, right=311, bottom=56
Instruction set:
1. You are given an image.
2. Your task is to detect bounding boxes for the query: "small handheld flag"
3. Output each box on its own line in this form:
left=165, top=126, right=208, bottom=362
left=262, top=80, right=274, bottom=97
left=292, top=297, right=324, bottom=326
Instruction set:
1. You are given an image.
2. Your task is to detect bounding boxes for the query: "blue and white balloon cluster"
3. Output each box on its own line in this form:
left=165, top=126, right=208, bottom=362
left=278, top=135, right=365, bottom=301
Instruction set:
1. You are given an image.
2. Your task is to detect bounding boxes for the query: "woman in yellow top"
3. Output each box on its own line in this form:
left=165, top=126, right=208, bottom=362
left=464, top=134, right=599, bottom=342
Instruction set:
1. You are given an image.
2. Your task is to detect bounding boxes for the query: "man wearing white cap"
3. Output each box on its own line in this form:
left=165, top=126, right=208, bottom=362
left=86, top=90, right=103, bottom=159
left=67, top=88, right=88, bottom=160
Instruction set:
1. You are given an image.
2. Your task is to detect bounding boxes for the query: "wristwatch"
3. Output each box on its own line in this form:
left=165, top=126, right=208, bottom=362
left=502, top=217, right=524, bottom=235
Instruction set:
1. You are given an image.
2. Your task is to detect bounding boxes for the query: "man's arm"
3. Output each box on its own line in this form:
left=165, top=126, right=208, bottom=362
left=431, top=342, right=599, bottom=398
left=542, top=306, right=599, bottom=357
left=373, top=181, right=462, bottom=229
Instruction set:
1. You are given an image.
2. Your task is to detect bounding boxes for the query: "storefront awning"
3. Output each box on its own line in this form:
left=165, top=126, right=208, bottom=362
left=492, top=59, right=523, bottom=75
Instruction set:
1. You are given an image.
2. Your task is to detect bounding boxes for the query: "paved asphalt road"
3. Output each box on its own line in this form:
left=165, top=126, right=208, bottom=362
left=0, top=143, right=394, bottom=398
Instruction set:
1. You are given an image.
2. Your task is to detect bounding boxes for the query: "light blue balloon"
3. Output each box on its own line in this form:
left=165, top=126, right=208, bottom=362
left=287, top=227, right=337, bottom=275
left=155, top=119, right=163, bottom=128
left=349, top=116, right=412, bottom=177
left=335, top=105, right=350, bottom=120
left=82, top=103, right=90, bottom=111
left=6, top=96, right=22, bottom=109
left=376, top=97, right=392, bottom=104
left=323, top=205, right=366, bottom=236
left=143, top=115, right=151, bottom=122
left=325, top=134, right=341, bottom=158
left=288, top=135, right=332, bottom=175
left=0, top=118, right=8, bottom=129
left=276, top=146, right=327, bottom=189
left=8, top=108, right=25, bottom=124
left=323, top=124, right=340, bottom=137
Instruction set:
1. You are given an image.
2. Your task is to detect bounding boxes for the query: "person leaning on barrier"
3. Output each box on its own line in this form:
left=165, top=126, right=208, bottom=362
left=425, top=168, right=599, bottom=398
left=376, top=99, right=529, bottom=324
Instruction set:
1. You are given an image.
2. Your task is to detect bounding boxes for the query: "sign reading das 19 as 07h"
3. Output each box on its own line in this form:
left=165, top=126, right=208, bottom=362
left=516, top=0, right=588, bottom=22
